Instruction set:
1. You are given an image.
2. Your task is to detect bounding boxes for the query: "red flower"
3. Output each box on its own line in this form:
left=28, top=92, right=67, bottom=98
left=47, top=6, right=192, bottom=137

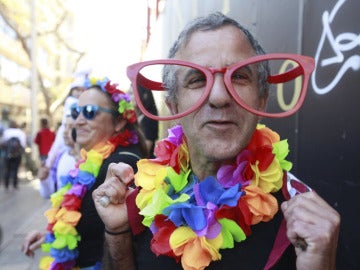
left=216, top=198, right=252, bottom=236
left=62, top=194, right=82, bottom=211
left=104, top=81, right=124, bottom=95
left=150, top=215, right=180, bottom=261
left=153, top=141, right=182, bottom=173
left=124, top=110, right=137, bottom=124
left=246, top=128, right=278, bottom=171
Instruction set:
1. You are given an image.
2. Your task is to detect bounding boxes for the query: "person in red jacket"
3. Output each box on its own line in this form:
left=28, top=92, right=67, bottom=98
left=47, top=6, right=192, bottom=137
left=34, top=118, right=55, bottom=164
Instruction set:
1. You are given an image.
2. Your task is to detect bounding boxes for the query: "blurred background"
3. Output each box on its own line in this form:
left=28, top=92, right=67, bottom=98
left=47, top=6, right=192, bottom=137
left=0, top=0, right=358, bottom=269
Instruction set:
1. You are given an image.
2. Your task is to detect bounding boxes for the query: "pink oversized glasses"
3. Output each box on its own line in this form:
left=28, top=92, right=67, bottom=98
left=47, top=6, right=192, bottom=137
left=127, top=53, right=315, bottom=121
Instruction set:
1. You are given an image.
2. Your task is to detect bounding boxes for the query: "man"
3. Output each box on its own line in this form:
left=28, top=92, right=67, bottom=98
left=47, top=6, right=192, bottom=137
left=34, top=118, right=55, bottom=163
left=1, top=120, right=26, bottom=189
left=93, top=13, right=340, bottom=269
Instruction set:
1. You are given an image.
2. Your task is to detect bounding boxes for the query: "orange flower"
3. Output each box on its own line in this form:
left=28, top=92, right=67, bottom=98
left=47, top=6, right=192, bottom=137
left=243, top=185, right=278, bottom=225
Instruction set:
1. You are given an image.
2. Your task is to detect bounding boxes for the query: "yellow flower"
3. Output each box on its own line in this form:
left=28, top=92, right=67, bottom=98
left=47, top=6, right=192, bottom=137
left=250, top=158, right=283, bottom=193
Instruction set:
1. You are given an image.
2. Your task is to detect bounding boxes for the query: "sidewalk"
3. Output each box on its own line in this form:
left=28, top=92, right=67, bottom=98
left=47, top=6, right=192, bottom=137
left=0, top=172, right=50, bottom=270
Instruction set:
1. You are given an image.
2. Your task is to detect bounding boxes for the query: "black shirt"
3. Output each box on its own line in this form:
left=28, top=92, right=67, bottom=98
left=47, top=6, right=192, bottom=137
left=76, top=144, right=142, bottom=267
left=134, top=190, right=296, bottom=270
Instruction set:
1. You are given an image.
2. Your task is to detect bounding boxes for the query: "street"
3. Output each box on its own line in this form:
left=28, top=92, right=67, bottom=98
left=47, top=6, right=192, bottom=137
left=0, top=170, right=50, bottom=270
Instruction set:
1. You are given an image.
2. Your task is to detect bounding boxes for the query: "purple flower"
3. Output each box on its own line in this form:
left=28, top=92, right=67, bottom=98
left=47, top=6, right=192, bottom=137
left=167, top=125, right=184, bottom=146
left=217, top=150, right=251, bottom=188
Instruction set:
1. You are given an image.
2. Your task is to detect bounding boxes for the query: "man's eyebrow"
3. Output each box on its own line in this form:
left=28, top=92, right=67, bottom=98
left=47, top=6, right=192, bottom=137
left=181, top=67, right=203, bottom=80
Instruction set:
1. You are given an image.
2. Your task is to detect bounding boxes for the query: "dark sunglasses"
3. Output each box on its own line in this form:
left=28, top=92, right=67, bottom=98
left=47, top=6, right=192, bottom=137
left=70, top=104, right=118, bottom=120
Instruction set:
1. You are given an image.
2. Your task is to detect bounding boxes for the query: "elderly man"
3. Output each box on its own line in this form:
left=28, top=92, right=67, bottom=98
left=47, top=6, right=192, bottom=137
left=93, top=12, right=339, bottom=270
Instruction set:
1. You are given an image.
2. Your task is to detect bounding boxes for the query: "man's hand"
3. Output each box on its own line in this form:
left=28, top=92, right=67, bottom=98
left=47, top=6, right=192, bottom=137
left=281, top=191, right=340, bottom=270
left=92, top=162, right=135, bottom=233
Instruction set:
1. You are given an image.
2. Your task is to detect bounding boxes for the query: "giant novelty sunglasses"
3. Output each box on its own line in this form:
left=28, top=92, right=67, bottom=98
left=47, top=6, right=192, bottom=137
left=127, top=53, right=315, bottom=121
left=70, top=104, right=118, bottom=120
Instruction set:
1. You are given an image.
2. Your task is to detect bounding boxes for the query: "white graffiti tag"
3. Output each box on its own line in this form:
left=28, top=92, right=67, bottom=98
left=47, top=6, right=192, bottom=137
left=311, top=0, right=360, bottom=95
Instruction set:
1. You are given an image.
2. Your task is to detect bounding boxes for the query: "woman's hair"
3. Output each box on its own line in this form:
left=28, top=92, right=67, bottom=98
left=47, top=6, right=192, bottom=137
left=163, top=12, right=270, bottom=104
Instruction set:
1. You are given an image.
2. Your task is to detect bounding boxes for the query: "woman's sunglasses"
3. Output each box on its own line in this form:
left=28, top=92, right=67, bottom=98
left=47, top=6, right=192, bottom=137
left=70, top=104, right=118, bottom=120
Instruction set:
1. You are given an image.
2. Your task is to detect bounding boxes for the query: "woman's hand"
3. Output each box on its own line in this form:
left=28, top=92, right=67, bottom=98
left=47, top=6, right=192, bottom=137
left=21, top=230, right=46, bottom=257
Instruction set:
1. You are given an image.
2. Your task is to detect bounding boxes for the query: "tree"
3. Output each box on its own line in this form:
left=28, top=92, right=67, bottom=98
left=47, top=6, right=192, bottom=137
left=0, top=0, right=85, bottom=121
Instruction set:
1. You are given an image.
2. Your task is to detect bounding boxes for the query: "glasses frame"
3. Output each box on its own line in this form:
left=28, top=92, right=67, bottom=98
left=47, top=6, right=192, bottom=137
left=70, top=104, right=118, bottom=120
left=127, top=53, right=315, bottom=121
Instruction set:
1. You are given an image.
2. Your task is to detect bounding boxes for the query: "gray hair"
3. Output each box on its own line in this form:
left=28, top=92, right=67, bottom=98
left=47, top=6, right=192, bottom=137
left=163, top=12, right=269, bottom=104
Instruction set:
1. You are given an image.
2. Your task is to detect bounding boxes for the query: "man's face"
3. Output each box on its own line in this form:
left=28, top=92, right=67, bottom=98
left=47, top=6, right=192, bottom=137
left=167, top=25, right=266, bottom=164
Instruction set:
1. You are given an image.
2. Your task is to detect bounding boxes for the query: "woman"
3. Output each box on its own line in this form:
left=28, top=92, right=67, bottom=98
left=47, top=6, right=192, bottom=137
left=22, top=77, right=147, bottom=269
left=38, top=114, right=80, bottom=198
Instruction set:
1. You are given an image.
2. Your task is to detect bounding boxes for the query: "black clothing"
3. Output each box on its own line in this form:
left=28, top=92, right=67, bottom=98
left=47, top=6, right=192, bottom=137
left=4, top=156, right=21, bottom=189
left=76, top=144, right=142, bottom=267
left=134, top=190, right=296, bottom=270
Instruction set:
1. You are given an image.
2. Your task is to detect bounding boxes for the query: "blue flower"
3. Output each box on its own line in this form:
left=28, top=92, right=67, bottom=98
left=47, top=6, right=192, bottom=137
left=50, top=247, right=78, bottom=262
left=195, top=176, right=243, bottom=207
left=76, top=171, right=96, bottom=190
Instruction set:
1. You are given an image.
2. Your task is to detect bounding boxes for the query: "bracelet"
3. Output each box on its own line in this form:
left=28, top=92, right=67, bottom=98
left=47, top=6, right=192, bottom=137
left=105, top=228, right=132, bottom=235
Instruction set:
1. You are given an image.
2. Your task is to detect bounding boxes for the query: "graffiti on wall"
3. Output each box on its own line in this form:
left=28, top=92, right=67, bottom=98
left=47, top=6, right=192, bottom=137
left=311, top=0, right=360, bottom=95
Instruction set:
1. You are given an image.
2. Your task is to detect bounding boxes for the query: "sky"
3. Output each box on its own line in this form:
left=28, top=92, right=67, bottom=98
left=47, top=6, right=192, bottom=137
left=71, top=0, right=149, bottom=89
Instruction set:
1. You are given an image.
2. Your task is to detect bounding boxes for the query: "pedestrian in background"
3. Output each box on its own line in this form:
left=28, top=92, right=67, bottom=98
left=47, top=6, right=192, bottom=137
left=34, top=118, right=55, bottom=164
left=1, top=120, right=26, bottom=190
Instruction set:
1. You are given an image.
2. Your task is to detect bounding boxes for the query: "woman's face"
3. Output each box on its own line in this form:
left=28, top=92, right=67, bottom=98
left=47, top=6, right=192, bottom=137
left=63, top=116, right=75, bottom=147
left=74, top=88, right=123, bottom=151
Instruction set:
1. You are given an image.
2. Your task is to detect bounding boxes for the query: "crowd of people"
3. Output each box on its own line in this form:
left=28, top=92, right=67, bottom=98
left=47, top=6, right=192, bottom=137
left=11, top=12, right=341, bottom=270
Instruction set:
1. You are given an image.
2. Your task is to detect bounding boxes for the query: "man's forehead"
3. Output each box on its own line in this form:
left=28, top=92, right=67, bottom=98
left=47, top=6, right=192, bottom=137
left=175, top=26, right=255, bottom=65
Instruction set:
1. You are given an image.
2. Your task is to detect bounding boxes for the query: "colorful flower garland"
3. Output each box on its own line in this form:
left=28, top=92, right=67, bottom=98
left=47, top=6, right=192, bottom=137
left=39, top=79, right=138, bottom=269
left=134, top=124, right=292, bottom=270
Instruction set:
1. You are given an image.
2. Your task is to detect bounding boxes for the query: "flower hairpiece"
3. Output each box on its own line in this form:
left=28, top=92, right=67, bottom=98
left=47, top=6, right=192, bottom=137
left=84, top=77, right=137, bottom=124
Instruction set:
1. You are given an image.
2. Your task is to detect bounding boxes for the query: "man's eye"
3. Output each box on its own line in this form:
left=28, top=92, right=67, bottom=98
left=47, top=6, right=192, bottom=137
left=183, top=74, right=206, bottom=89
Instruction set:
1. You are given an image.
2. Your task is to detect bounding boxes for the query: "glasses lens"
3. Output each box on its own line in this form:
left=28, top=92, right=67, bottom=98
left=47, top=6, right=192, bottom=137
left=83, top=105, right=98, bottom=120
left=229, top=58, right=305, bottom=116
left=136, top=63, right=208, bottom=119
left=70, top=106, right=80, bottom=120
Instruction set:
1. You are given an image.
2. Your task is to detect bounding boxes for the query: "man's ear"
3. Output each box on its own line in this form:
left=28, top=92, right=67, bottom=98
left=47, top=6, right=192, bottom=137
left=258, top=93, right=268, bottom=113
left=165, top=99, right=178, bottom=115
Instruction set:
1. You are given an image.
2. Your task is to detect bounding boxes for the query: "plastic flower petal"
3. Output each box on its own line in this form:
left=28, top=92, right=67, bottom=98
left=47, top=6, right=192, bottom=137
left=250, top=158, right=283, bottom=193
left=61, top=194, right=82, bottom=211
left=49, top=247, right=78, bottom=263
left=218, top=218, right=246, bottom=249
left=164, top=202, right=206, bottom=231
left=135, top=159, right=167, bottom=190
left=150, top=215, right=178, bottom=258
left=272, top=140, right=293, bottom=171
left=39, top=256, right=54, bottom=270
left=79, top=151, right=103, bottom=177
left=243, top=185, right=278, bottom=224
left=55, top=208, right=82, bottom=226
left=76, top=171, right=96, bottom=190
left=139, top=189, right=189, bottom=227
left=67, top=183, right=87, bottom=197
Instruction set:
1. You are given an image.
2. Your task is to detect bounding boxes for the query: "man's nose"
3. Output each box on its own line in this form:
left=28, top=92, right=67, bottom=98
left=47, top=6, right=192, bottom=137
left=208, top=73, right=232, bottom=108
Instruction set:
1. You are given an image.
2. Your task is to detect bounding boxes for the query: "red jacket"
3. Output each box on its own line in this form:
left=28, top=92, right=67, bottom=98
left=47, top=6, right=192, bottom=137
left=34, top=128, right=55, bottom=156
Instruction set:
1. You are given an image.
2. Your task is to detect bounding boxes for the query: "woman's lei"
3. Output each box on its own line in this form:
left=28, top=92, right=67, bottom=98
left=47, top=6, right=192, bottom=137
left=39, top=79, right=138, bottom=269
left=134, top=124, right=292, bottom=270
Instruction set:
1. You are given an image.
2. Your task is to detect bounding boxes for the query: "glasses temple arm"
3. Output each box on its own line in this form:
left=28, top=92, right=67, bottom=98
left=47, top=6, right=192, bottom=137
left=137, top=73, right=164, bottom=91
left=267, top=65, right=303, bottom=84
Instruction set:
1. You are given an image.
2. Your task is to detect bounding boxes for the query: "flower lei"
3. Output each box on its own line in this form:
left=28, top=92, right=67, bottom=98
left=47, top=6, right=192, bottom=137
left=134, top=124, right=292, bottom=270
left=39, top=79, right=138, bottom=270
